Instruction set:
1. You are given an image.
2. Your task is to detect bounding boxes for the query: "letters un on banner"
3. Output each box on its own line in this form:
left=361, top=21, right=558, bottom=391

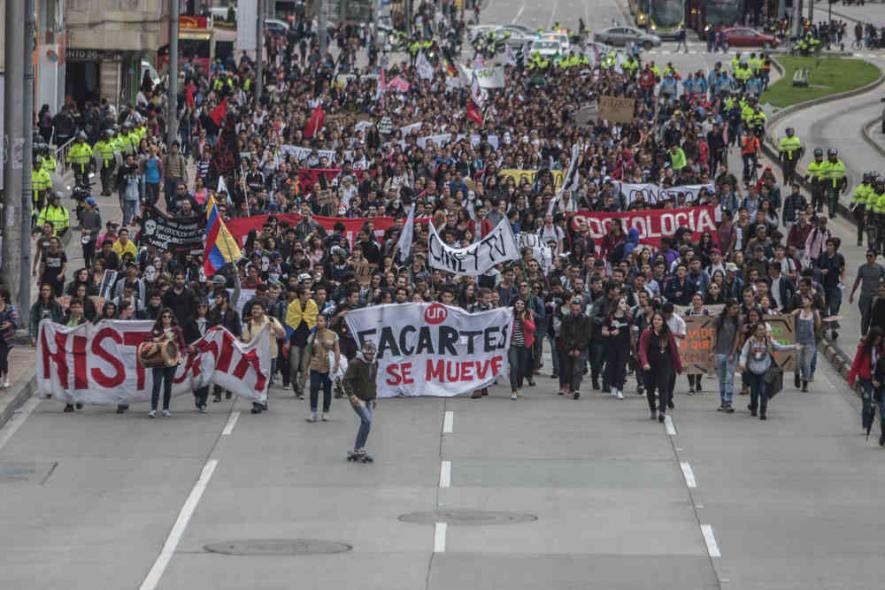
left=428, top=218, right=520, bottom=276
left=345, top=303, right=514, bottom=397
left=36, top=320, right=272, bottom=405
left=570, top=206, right=718, bottom=248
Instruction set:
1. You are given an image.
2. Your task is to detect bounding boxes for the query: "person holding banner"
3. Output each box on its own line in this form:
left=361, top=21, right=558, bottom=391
left=738, top=322, right=803, bottom=420
left=147, top=309, right=187, bottom=419
left=639, top=312, right=684, bottom=423
left=243, top=301, right=286, bottom=414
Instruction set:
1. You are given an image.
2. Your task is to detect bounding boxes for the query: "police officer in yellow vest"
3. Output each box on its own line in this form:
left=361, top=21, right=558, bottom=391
left=38, top=144, right=58, bottom=176
left=94, top=129, right=117, bottom=196
left=805, top=147, right=828, bottom=214
left=778, top=127, right=802, bottom=186
left=36, top=191, right=71, bottom=237
left=68, top=132, right=93, bottom=187
left=822, top=147, right=847, bottom=219
left=31, top=158, right=53, bottom=224
left=852, top=172, right=875, bottom=248
left=871, top=178, right=885, bottom=255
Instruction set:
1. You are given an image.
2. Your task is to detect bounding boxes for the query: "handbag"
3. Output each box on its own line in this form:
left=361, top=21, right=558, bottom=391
left=763, top=353, right=784, bottom=398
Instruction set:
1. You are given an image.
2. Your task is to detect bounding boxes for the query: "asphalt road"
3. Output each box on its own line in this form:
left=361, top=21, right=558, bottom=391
left=3, top=2, right=885, bottom=589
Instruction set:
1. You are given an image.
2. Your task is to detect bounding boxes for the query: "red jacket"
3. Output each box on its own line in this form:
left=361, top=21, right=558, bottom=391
left=848, top=343, right=880, bottom=386
left=514, top=315, right=535, bottom=348
left=638, top=328, right=683, bottom=374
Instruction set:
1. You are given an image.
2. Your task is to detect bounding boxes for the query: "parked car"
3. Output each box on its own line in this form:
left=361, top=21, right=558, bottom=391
left=540, top=32, right=570, bottom=54
left=721, top=27, right=779, bottom=49
left=264, top=18, right=290, bottom=35
left=529, top=40, right=563, bottom=57
left=594, top=26, right=661, bottom=48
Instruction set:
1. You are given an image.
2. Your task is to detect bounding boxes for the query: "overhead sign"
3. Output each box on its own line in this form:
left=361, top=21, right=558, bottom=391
left=345, top=303, right=514, bottom=397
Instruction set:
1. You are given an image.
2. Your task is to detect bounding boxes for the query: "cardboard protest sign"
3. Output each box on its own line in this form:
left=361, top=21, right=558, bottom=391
left=599, top=96, right=636, bottom=124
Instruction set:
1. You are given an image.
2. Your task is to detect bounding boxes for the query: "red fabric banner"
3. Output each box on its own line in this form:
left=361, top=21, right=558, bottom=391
left=570, top=206, right=718, bottom=248
left=225, top=214, right=399, bottom=247
left=297, top=168, right=343, bottom=188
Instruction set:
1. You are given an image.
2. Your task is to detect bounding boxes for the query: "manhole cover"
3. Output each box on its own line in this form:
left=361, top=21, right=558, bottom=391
left=0, top=464, right=35, bottom=480
left=398, top=509, right=537, bottom=526
left=204, top=539, right=352, bottom=556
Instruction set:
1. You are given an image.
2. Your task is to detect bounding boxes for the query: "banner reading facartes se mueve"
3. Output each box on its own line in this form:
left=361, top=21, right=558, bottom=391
left=345, top=303, right=514, bottom=397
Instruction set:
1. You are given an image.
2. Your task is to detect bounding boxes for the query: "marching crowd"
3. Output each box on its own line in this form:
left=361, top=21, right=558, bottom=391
left=16, top=3, right=885, bottom=460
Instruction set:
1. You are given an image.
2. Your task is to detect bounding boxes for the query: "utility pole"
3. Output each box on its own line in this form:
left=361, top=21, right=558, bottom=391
left=167, top=0, right=180, bottom=147
left=256, top=0, right=265, bottom=103
left=807, top=0, right=813, bottom=25
left=20, top=0, right=36, bottom=324
left=2, top=0, right=25, bottom=305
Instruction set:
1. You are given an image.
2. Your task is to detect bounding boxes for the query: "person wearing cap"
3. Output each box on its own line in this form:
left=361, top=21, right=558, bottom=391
left=79, top=197, right=102, bottom=268
left=36, top=192, right=70, bottom=237
left=805, top=147, right=828, bottom=214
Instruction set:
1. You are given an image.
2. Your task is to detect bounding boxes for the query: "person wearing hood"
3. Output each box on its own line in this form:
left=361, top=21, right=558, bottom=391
left=344, top=341, right=378, bottom=462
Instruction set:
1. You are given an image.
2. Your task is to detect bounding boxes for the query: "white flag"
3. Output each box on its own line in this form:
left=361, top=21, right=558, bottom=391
left=470, top=73, right=488, bottom=108
left=416, top=52, right=434, bottom=81
left=217, top=175, right=228, bottom=194
left=396, top=203, right=416, bottom=260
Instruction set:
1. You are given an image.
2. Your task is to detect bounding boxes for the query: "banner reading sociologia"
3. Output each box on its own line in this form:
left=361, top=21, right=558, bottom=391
left=345, top=303, right=514, bottom=397
left=570, top=205, right=718, bottom=247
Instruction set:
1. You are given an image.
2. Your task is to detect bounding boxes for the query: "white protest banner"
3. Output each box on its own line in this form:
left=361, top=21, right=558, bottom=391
left=345, top=302, right=513, bottom=397
left=417, top=133, right=453, bottom=149
left=416, top=52, right=435, bottom=80
left=428, top=218, right=520, bottom=276
left=459, top=64, right=505, bottom=88
left=227, top=288, right=256, bottom=317
left=615, top=182, right=714, bottom=206
left=396, top=204, right=416, bottom=260
left=280, top=145, right=337, bottom=163
left=36, top=321, right=272, bottom=405
left=657, top=183, right=714, bottom=204
left=517, top=232, right=553, bottom=271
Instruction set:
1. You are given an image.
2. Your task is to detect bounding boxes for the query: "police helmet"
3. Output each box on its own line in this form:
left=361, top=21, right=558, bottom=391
left=827, top=148, right=838, bottom=157
left=785, top=127, right=794, bottom=136
left=813, top=148, right=823, bottom=158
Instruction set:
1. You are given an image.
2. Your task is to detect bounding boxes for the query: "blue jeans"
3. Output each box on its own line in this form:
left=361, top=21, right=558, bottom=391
left=309, top=370, right=332, bottom=412
left=746, top=371, right=769, bottom=415
left=508, top=345, right=532, bottom=392
left=351, top=399, right=373, bottom=451
left=715, top=354, right=736, bottom=404
left=798, top=342, right=816, bottom=382
left=151, top=365, right=176, bottom=411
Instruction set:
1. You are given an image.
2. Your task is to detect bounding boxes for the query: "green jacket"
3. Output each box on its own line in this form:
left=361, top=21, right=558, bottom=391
left=343, top=355, right=377, bottom=401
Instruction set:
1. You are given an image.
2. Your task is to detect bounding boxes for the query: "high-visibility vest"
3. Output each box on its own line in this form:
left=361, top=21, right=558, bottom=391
left=778, top=136, right=801, bottom=160
left=68, top=143, right=92, bottom=167
left=37, top=204, right=70, bottom=232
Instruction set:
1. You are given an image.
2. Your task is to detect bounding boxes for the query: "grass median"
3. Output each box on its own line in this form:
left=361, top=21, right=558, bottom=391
left=760, top=56, right=880, bottom=108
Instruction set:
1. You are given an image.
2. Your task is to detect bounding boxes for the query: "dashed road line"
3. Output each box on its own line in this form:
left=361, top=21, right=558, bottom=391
left=434, top=522, right=448, bottom=553
left=0, top=396, right=40, bottom=453
left=221, top=411, right=240, bottom=436
left=664, top=415, right=677, bottom=436
left=680, top=461, right=697, bottom=488
left=700, top=524, right=722, bottom=558
left=439, top=460, right=451, bottom=488
left=443, top=410, right=454, bottom=434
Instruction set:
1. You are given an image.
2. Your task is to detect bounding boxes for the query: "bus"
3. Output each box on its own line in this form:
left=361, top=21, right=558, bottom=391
left=687, top=0, right=745, bottom=39
left=647, top=0, right=685, bottom=38
left=158, top=16, right=215, bottom=76
left=628, top=0, right=650, bottom=28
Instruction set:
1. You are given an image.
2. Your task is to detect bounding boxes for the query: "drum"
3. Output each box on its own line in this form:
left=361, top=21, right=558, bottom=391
left=137, top=337, right=180, bottom=368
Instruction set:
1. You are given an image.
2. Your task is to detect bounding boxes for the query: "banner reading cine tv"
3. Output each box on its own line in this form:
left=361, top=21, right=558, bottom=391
left=570, top=205, right=718, bottom=248
left=345, top=303, right=514, bottom=397
left=36, top=321, right=272, bottom=405
left=428, top=218, right=520, bottom=276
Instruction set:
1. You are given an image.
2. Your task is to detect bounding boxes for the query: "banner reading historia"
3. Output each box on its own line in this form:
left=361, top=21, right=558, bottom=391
left=427, top=218, right=520, bottom=276
left=37, top=321, right=272, bottom=405
left=345, top=303, right=514, bottom=397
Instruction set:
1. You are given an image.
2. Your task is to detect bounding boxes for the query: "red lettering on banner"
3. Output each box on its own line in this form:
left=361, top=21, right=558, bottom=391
left=123, top=331, right=152, bottom=390
left=72, top=335, right=88, bottom=390
left=424, top=356, right=504, bottom=383
left=215, top=330, right=235, bottom=373
left=91, top=327, right=125, bottom=388
left=569, top=206, right=718, bottom=248
left=385, top=362, right=415, bottom=386
left=41, top=329, right=69, bottom=387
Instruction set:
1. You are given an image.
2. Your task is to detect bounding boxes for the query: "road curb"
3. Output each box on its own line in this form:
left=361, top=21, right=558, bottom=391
left=0, top=375, right=37, bottom=431
left=861, top=116, right=885, bottom=157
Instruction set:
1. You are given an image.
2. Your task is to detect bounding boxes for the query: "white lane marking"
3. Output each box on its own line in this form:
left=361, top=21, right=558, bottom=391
left=221, top=411, right=240, bottom=436
left=546, top=0, right=558, bottom=29
left=700, top=524, right=721, bottom=558
left=0, top=396, right=40, bottom=453
left=434, top=522, right=448, bottom=553
left=511, top=0, right=525, bottom=23
left=443, top=411, right=454, bottom=434
left=139, top=459, right=219, bottom=590
left=680, top=462, right=697, bottom=488
left=439, top=460, right=451, bottom=488
left=664, top=415, right=676, bottom=436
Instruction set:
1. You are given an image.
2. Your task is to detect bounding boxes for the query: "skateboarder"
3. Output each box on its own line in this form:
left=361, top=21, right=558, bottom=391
left=344, top=341, right=378, bottom=462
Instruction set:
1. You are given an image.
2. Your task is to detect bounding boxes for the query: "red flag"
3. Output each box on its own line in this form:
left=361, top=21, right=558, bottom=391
left=208, top=98, right=227, bottom=126
left=467, top=100, right=483, bottom=125
left=303, top=104, right=325, bottom=139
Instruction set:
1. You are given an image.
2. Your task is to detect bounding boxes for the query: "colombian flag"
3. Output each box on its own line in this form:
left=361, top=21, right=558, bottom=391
left=203, top=194, right=241, bottom=276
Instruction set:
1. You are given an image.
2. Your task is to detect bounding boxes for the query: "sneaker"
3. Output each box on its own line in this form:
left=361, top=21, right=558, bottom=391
left=162, top=409, right=172, bottom=417
left=572, top=391, right=580, bottom=400
left=321, top=412, right=330, bottom=422
left=801, top=381, right=808, bottom=392
left=527, top=377, right=536, bottom=387
left=650, top=410, right=657, bottom=420
left=212, top=393, right=222, bottom=403
left=63, top=404, right=74, bottom=413
left=725, top=404, right=735, bottom=414
left=615, top=390, right=624, bottom=400
left=511, top=392, right=518, bottom=400
left=75, top=403, right=83, bottom=410
left=1, top=379, right=8, bottom=389
left=717, top=404, right=726, bottom=412
left=148, top=410, right=157, bottom=418
left=306, top=412, right=318, bottom=423
left=198, top=405, right=207, bottom=414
